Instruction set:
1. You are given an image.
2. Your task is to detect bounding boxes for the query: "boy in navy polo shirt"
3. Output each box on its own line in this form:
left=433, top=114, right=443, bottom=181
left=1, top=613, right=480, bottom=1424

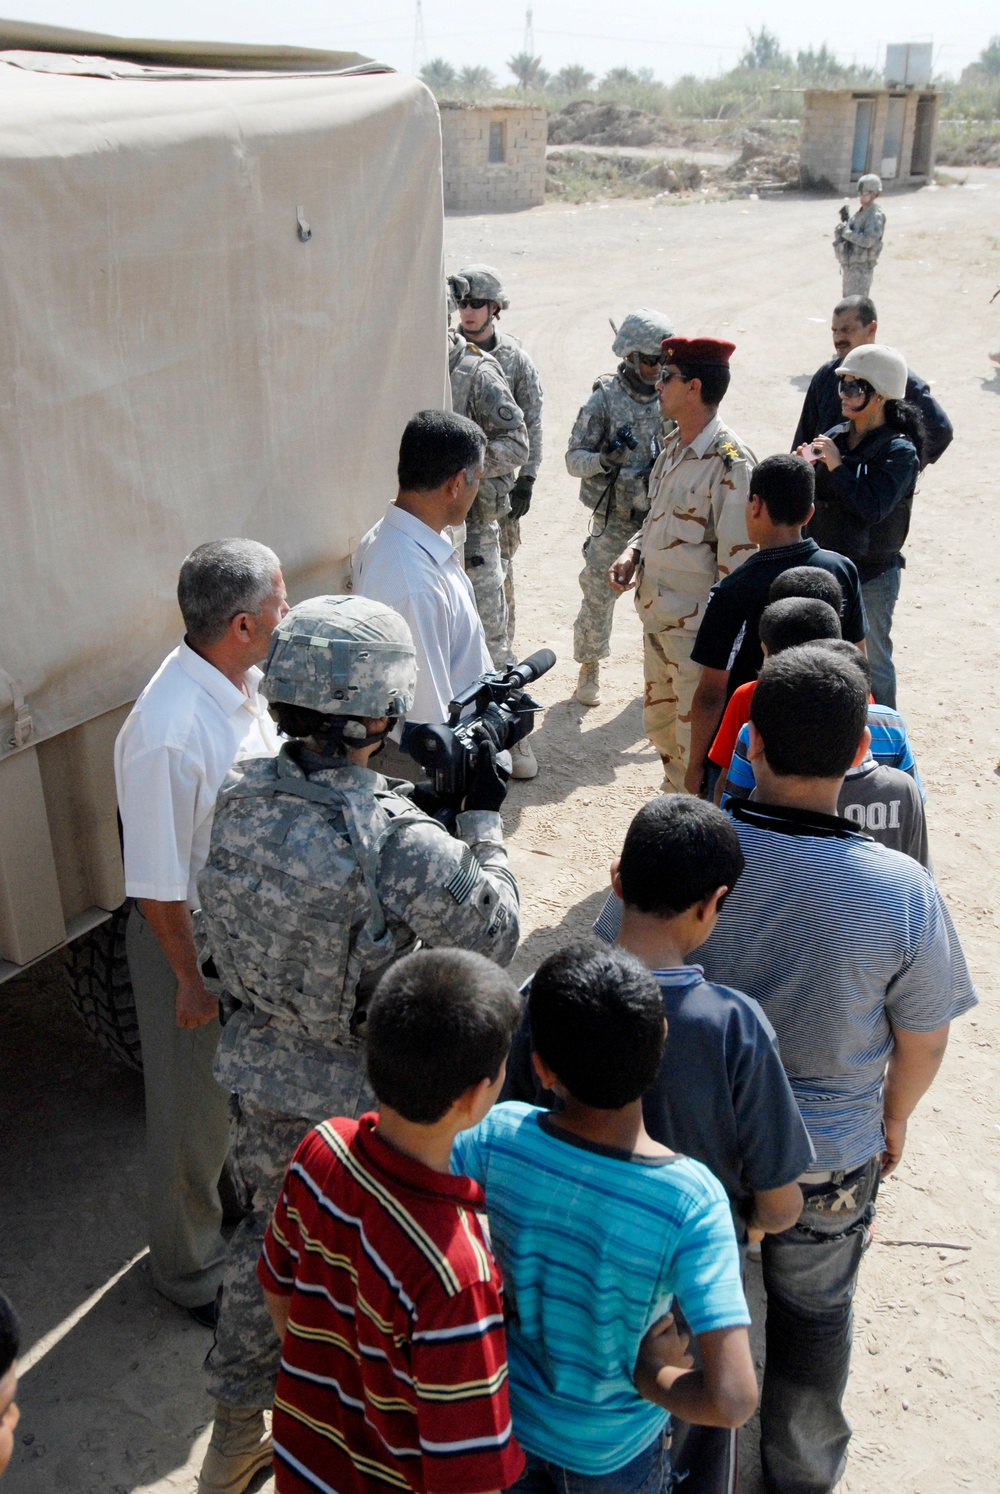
left=685, top=453, right=866, bottom=796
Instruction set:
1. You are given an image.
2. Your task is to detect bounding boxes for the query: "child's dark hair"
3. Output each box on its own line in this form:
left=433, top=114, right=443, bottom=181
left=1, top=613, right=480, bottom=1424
left=619, top=796, right=744, bottom=919
left=529, top=940, right=666, bottom=1109
left=759, top=597, right=841, bottom=655
left=818, top=636, right=872, bottom=690
left=366, top=950, right=520, bottom=1124
left=751, top=454, right=815, bottom=526
left=0, top=1291, right=20, bottom=1379
left=751, top=643, right=868, bottom=779
left=768, top=565, right=843, bottom=613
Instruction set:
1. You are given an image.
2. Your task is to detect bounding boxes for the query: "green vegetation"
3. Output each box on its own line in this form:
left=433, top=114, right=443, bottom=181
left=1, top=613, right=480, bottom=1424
left=422, top=30, right=1000, bottom=152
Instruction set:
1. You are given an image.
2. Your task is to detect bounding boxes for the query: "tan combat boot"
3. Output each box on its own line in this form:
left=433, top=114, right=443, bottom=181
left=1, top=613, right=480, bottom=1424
left=575, top=661, right=601, bottom=707
left=197, top=1404, right=273, bottom=1494
left=509, top=736, right=538, bottom=780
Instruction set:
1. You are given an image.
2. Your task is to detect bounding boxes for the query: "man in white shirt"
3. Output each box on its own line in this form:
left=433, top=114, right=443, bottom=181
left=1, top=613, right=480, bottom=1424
left=353, top=410, right=493, bottom=775
left=114, top=539, right=287, bottom=1320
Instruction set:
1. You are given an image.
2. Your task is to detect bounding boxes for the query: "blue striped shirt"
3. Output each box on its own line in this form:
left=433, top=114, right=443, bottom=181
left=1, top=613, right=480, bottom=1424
left=721, top=703, right=925, bottom=804
left=696, top=810, right=976, bottom=1169
left=452, top=1103, right=748, bottom=1475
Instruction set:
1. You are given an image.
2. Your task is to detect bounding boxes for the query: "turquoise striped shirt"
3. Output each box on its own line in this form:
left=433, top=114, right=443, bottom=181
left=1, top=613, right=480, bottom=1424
left=452, top=1103, right=749, bottom=1475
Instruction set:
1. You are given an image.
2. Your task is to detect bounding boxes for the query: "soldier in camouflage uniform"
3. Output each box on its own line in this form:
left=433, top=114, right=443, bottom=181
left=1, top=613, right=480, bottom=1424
left=194, top=595, right=520, bottom=1494
left=567, top=309, right=675, bottom=708
left=609, top=338, right=755, bottom=792
left=834, top=174, right=886, bottom=298
left=447, top=324, right=529, bottom=673
left=451, top=265, right=543, bottom=645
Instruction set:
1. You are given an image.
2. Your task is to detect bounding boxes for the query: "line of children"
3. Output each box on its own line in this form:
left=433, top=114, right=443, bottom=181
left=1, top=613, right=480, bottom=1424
left=0, top=1293, right=19, bottom=1482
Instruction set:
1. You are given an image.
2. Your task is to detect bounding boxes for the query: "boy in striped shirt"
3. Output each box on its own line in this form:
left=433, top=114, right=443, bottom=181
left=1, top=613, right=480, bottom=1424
left=453, top=942, right=758, bottom=1493
left=258, top=949, right=526, bottom=1494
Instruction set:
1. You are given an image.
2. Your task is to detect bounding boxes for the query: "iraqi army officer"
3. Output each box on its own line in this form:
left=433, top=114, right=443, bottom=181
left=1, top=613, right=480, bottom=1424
left=567, top=309, right=675, bottom=707
left=194, top=595, right=520, bottom=1494
left=609, top=337, right=756, bottom=792
left=447, top=314, right=529, bottom=677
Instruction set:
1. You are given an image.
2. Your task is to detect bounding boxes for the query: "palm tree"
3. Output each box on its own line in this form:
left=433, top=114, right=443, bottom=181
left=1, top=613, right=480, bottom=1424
left=507, top=52, right=548, bottom=93
left=553, top=65, right=594, bottom=94
left=420, top=57, right=456, bottom=92
left=458, top=65, right=497, bottom=96
left=601, top=66, right=640, bottom=87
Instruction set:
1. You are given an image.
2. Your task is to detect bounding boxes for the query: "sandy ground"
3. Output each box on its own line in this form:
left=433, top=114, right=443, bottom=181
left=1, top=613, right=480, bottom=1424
left=3, top=174, right=1000, bottom=1493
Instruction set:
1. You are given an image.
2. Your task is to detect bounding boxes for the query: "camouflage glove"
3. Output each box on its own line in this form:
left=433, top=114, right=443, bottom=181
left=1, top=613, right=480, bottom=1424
left=464, top=727, right=508, bottom=813
left=508, top=474, right=535, bottom=521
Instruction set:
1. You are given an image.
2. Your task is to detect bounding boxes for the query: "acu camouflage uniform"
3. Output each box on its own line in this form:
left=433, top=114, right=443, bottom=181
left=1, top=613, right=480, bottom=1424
left=834, top=201, right=885, bottom=297
left=449, top=328, right=529, bottom=668
left=631, top=417, right=755, bottom=789
left=196, top=703, right=519, bottom=1409
left=567, top=366, right=667, bottom=663
left=489, top=330, right=543, bottom=648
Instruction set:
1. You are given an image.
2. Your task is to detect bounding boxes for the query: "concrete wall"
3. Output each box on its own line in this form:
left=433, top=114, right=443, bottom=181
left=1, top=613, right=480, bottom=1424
left=800, top=90, right=939, bottom=194
left=440, top=103, right=547, bottom=212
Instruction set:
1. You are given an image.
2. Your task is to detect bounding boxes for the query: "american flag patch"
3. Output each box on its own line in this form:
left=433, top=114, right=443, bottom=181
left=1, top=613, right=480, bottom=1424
left=445, top=848, right=478, bottom=905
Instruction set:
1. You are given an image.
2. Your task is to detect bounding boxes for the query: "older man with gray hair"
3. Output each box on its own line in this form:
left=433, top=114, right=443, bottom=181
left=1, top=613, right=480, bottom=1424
left=114, top=538, right=288, bottom=1323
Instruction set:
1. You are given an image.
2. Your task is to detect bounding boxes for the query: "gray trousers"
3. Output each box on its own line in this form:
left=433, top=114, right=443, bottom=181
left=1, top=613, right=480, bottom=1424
left=498, top=510, right=521, bottom=651
left=841, top=263, right=875, bottom=297
left=572, top=503, right=641, bottom=663
left=127, top=905, right=230, bottom=1308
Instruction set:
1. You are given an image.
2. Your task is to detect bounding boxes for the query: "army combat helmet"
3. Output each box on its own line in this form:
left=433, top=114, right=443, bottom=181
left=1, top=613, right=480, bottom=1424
left=611, top=308, right=675, bottom=378
left=448, top=263, right=510, bottom=312
left=262, top=595, right=417, bottom=723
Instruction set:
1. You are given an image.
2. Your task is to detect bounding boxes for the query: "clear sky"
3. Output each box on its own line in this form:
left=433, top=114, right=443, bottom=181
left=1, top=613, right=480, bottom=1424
left=1, top=1, right=991, bottom=82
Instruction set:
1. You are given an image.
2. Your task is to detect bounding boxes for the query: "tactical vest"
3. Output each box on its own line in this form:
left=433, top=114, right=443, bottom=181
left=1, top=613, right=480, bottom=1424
left=809, top=423, right=917, bottom=565
left=198, top=751, right=426, bottom=1050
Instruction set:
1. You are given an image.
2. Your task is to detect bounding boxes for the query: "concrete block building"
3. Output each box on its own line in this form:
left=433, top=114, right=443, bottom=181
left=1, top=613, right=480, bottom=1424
left=800, top=87, right=940, bottom=194
left=440, top=101, right=547, bottom=212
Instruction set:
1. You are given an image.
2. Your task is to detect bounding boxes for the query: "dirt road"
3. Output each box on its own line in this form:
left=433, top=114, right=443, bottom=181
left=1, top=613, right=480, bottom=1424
left=3, top=174, right=999, bottom=1493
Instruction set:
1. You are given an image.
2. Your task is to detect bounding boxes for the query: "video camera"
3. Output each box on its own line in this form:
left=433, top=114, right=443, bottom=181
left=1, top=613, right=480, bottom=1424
left=406, top=649, right=555, bottom=826
left=606, top=423, right=638, bottom=456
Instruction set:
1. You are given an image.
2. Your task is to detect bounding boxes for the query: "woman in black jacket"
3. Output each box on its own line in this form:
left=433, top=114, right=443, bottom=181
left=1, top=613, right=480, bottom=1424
left=797, top=343, right=923, bottom=709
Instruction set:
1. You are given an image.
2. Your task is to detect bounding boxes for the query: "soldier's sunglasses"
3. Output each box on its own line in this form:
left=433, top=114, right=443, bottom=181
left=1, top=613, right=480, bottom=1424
left=638, top=353, right=667, bottom=366
left=457, top=297, right=490, bottom=309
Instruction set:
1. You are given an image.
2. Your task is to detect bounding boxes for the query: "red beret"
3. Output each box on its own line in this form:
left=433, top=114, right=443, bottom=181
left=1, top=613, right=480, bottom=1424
left=660, top=337, right=736, bottom=365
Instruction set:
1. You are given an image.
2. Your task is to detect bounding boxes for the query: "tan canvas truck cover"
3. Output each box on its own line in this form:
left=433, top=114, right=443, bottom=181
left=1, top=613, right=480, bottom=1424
left=0, top=29, right=448, bottom=973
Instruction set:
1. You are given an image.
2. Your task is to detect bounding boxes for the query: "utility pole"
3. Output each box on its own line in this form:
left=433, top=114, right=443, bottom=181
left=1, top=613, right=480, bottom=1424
left=412, top=0, right=426, bottom=74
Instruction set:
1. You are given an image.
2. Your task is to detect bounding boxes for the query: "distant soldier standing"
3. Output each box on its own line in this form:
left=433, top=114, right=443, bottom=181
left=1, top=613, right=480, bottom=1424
left=834, top=174, right=885, bottom=297
left=447, top=309, right=529, bottom=678
left=569, top=309, right=674, bottom=707
left=452, top=264, right=543, bottom=650
left=609, top=338, right=755, bottom=791
left=195, top=595, right=520, bottom=1494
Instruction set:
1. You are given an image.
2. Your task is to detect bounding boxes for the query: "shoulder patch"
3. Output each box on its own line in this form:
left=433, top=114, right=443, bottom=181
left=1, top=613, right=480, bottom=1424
left=445, top=846, right=479, bottom=905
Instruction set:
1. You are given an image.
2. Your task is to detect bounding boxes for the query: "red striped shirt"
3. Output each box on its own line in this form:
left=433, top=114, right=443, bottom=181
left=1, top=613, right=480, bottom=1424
left=259, top=1114, right=524, bottom=1494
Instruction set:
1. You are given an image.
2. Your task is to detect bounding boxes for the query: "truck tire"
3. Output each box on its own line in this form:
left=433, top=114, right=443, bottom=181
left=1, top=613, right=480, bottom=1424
left=65, top=901, right=144, bottom=1071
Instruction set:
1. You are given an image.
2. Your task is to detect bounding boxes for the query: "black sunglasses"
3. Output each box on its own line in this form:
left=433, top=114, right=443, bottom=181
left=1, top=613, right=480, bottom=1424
left=457, top=297, right=491, bottom=310
left=838, top=377, right=873, bottom=400
left=638, top=353, right=667, bottom=366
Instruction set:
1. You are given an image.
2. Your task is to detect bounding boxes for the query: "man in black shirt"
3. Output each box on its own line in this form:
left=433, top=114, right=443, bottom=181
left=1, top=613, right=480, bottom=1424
left=792, top=295, right=952, bottom=467
left=685, top=455, right=866, bottom=795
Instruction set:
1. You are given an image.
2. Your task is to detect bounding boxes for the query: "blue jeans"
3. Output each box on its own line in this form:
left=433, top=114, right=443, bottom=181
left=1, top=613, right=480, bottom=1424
left=861, top=566, right=901, bottom=709
left=507, top=1428, right=674, bottom=1494
left=759, top=1155, right=881, bottom=1494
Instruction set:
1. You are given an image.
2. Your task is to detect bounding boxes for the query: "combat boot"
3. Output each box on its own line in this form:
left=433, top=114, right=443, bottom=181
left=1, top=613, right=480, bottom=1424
left=575, top=662, right=601, bottom=707
left=197, top=1404, right=272, bottom=1494
left=509, top=736, right=538, bottom=780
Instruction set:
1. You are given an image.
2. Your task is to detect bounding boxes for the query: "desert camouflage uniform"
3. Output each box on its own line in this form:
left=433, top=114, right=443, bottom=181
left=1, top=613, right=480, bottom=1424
left=834, top=201, right=886, bottom=297
left=489, top=330, right=543, bottom=648
left=197, top=744, right=519, bottom=1409
left=568, top=367, right=667, bottom=663
left=631, top=416, right=756, bottom=789
left=449, top=328, right=529, bottom=668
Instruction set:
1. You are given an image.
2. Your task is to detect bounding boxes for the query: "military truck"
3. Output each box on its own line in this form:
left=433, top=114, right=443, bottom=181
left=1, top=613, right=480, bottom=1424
left=0, top=20, right=448, bottom=1065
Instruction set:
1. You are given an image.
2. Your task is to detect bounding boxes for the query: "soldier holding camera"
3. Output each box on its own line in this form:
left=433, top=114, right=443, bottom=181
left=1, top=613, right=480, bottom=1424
left=194, top=593, right=520, bottom=1494
left=567, top=309, right=675, bottom=707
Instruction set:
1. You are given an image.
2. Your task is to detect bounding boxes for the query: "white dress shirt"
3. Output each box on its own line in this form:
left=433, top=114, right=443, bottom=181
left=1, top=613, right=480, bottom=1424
left=353, top=504, right=492, bottom=726
left=114, top=642, right=280, bottom=908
